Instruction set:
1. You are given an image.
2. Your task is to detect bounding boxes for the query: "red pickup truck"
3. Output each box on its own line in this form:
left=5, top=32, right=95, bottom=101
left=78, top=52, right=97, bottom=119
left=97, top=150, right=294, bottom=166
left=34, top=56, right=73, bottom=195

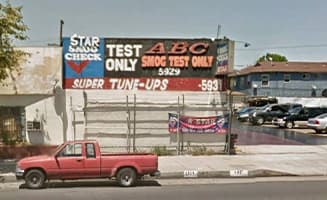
left=16, top=140, right=160, bottom=189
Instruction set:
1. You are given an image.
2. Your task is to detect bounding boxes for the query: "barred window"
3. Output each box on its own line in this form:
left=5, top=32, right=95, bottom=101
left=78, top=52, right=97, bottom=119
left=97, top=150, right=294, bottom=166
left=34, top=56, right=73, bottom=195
left=284, top=74, right=291, bottom=82
left=261, top=74, right=269, bottom=87
left=302, top=73, right=311, bottom=80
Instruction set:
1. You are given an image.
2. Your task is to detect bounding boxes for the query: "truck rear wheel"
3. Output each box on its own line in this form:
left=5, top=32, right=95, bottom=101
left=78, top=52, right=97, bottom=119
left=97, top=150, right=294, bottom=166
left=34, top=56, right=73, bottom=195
left=116, top=167, right=136, bottom=187
left=25, top=169, right=46, bottom=189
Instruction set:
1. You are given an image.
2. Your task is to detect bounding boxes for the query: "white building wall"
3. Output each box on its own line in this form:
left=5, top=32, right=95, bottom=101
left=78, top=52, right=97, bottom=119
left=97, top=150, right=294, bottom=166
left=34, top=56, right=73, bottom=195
left=25, top=96, right=64, bottom=145
left=62, top=90, right=227, bottom=152
left=277, top=97, right=327, bottom=107
left=0, top=47, right=63, bottom=145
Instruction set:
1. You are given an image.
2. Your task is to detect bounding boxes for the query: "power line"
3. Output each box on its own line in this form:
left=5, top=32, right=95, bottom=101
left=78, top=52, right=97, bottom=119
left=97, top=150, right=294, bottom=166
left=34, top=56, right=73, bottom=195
left=237, top=44, right=327, bottom=51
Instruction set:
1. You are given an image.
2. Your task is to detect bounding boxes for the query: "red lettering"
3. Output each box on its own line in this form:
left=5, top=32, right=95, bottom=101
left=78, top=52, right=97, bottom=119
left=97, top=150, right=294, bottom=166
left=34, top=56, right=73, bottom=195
left=145, top=41, right=210, bottom=55
left=168, top=56, right=189, bottom=67
left=168, top=42, right=188, bottom=55
left=189, top=42, right=209, bottom=55
left=141, top=56, right=166, bottom=67
left=192, top=56, right=213, bottom=68
left=145, top=42, right=165, bottom=54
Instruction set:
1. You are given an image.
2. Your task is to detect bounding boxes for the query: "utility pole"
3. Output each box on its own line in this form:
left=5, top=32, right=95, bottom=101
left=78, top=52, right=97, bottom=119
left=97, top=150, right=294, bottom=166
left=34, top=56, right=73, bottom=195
left=217, top=24, right=221, bottom=39
left=227, top=90, right=233, bottom=154
left=60, top=19, right=64, bottom=46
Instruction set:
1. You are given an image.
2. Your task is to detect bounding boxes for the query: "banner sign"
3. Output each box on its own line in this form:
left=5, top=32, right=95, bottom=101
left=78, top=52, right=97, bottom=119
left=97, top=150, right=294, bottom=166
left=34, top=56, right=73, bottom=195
left=64, top=34, right=105, bottom=78
left=63, top=35, right=223, bottom=91
left=104, top=38, right=217, bottom=78
left=168, top=113, right=228, bottom=134
left=216, top=40, right=234, bottom=75
left=64, top=77, right=221, bottom=91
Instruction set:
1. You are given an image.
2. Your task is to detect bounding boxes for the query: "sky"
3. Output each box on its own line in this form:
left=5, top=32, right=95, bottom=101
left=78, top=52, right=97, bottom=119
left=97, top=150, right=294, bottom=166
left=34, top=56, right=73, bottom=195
left=7, top=0, right=327, bottom=68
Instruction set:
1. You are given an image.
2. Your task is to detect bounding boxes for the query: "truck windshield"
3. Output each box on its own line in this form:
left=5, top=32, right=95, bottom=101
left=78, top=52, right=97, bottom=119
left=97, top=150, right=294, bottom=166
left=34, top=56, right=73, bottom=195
left=53, top=143, right=65, bottom=156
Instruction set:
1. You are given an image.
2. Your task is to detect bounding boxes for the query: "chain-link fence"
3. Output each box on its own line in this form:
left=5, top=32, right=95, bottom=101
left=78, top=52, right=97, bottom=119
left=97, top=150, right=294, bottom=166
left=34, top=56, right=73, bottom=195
left=72, top=91, right=229, bottom=154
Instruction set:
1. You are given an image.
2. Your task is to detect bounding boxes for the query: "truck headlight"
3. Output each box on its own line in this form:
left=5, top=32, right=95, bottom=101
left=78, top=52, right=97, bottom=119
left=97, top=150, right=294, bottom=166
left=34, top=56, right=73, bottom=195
left=15, top=166, right=25, bottom=177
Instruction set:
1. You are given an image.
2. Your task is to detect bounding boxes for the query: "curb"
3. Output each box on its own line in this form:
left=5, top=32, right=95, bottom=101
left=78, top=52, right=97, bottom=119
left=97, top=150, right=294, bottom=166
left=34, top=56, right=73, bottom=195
left=0, top=174, right=16, bottom=183
left=158, top=169, right=295, bottom=179
left=0, top=169, right=296, bottom=184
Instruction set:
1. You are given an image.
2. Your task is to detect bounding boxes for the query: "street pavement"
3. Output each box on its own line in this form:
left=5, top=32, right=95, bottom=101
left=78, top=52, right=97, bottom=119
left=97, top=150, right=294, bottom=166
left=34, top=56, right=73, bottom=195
left=2, top=144, right=327, bottom=185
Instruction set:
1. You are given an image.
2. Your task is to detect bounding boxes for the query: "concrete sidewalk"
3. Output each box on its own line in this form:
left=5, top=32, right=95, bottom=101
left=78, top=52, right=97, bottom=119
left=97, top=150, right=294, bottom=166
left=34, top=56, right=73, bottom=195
left=159, top=145, right=327, bottom=179
left=2, top=145, right=327, bottom=184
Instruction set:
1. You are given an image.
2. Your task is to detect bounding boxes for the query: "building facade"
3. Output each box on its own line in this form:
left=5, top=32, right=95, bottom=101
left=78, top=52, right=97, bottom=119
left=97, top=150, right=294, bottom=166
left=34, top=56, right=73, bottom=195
left=0, top=47, right=63, bottom=145
left=230, top=62, right=327, bottom=97
left=0, top=36, right=235, bottom=150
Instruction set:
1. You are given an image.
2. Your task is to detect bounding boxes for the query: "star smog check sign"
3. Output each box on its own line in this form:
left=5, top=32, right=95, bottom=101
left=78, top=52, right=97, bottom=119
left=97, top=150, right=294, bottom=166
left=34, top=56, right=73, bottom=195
left=64, top=34, right=104, bottom=78
left=63, top=35, right=225, bottom=91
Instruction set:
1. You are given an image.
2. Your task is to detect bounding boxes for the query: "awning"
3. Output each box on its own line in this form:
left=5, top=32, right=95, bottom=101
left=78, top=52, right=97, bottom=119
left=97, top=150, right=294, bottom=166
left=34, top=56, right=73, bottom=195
left=0, top=94, right=53, bottom=106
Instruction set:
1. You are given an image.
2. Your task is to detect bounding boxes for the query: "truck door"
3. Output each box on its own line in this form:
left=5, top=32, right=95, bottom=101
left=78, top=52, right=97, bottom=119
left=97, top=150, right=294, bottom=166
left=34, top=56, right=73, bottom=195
left=55, top=143, right=85, bottom=179
left=84, top=143, right=101, bottom=177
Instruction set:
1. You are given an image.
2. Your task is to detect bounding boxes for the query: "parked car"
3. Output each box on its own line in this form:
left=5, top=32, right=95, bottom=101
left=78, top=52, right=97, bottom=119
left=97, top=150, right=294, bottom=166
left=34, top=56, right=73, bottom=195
left=236, top=107, right=256, bottom=122
left=272, top=106, right=302, bottom=127
left=276, top=107, right=327, bottom=129
left=16, top=140, right=160, bottom=189
left=307, top=113, right=327, bottom=133
left=249, top=103, right=302, bottom=125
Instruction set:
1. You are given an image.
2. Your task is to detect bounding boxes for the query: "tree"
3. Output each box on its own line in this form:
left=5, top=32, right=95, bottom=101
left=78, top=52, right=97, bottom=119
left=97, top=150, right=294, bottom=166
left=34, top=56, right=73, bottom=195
left=257, top=53, right=288, bottom=63
left=0, top=1, right=29, bottom=82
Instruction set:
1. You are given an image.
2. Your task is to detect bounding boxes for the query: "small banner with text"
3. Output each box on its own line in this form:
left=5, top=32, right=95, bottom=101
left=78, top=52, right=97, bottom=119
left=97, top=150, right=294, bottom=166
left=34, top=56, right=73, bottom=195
left=168, top=113, right=228, bottom=134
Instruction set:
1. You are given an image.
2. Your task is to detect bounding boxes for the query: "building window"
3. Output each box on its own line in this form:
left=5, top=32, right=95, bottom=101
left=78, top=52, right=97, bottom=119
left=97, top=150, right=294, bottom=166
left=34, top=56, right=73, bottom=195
left=284, top=74, right=291, bottom=82
left=240, top=77, right=247, bottom=88
left=302, top=73, right=311, bottom=80
left=261, top=74, right=269, bottom=87
left=247, top=76, right=251, bottom=87
left=0, top=107, right=25, bottom=144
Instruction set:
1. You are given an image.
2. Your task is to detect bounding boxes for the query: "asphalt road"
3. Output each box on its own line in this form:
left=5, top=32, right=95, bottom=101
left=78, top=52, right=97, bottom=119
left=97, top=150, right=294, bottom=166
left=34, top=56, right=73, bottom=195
left=233, top=119, right=327, bottom=145
left=2, top=178, right=327, bottom=200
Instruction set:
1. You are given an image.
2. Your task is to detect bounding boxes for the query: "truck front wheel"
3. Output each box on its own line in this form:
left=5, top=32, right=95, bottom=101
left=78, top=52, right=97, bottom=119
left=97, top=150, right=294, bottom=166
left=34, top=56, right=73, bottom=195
left=25, top=169, right=46, bottom=189
left=116, top=167, right=137, bottom=187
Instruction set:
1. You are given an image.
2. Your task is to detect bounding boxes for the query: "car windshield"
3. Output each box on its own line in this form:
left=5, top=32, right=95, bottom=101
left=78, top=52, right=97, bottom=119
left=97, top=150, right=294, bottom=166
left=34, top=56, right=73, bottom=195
left=288, top=107, right=302, bottom=114
left=240, top=107, right=254, bottom=113
left=316, top=113, right=327, bottom=119
left=258, top=104, right=270, bottom=110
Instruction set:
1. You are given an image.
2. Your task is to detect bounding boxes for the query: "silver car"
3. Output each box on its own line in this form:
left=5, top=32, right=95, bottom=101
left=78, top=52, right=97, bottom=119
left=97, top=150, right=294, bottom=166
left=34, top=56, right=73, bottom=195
left=307, top=113, right=327, bottom=133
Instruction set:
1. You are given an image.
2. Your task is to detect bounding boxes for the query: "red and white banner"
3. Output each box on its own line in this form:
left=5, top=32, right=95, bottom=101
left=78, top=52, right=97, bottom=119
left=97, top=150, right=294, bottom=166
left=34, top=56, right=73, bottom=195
left=64, top=77, right=222, bottom=91
left=168, top=113, right=228, bottom=134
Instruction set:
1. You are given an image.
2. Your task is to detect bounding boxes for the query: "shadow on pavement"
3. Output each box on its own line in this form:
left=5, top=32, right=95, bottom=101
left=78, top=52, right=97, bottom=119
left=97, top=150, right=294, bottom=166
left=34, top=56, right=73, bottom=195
left=19, top=179, right=161, bottom=189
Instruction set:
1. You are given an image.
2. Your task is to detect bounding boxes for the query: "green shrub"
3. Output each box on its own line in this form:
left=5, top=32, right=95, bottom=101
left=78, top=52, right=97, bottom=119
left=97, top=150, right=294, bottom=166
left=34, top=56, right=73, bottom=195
left=190, top=146, right=217, bottom=156
left=151, top=146, right=173, bottom=156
